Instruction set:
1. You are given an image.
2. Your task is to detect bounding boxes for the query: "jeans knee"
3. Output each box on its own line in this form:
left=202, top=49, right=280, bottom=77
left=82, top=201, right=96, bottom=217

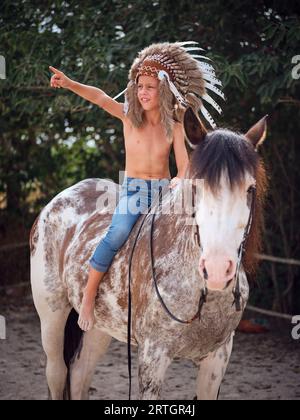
left=106, top=225, right=132, bottom=250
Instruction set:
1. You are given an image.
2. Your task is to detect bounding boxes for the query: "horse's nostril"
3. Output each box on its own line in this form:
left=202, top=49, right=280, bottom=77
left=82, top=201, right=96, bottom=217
left=226, top=264, right=231, bottom=275
left=226, top=260, right=235, bottom=278
left=203, top=267, right=208, bottom=280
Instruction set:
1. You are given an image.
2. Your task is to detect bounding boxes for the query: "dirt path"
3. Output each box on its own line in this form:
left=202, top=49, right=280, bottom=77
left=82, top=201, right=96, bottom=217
left=0, top=294, right=299, bottom=400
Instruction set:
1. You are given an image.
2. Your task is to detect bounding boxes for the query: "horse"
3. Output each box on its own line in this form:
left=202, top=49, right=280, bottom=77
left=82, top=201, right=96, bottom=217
left=30, top=109, right=268, bottom=400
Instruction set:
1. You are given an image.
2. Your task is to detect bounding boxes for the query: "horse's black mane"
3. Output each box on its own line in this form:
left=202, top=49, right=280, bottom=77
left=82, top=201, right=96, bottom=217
left=189, top=129, right=259, bottom=191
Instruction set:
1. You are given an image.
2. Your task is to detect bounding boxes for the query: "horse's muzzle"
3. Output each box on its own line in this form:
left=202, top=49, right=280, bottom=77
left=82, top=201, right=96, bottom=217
left=199, top=255, right=237, bottom=290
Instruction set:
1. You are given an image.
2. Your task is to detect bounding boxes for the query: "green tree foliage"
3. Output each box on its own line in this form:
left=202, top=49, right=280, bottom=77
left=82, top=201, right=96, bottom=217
left=0, top=0, right=299, bottom=312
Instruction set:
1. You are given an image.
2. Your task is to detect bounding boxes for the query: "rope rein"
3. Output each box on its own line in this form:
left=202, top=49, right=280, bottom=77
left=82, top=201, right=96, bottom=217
left=126, top=182, right=256, bottom=399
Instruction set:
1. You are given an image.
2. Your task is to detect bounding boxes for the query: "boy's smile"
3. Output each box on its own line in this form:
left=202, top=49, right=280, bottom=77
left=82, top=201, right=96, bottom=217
left=137, top=75, right=160, bottom=110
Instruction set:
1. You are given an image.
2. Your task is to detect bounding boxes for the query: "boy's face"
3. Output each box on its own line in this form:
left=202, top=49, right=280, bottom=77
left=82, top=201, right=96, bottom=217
left=137, top=75, right=160, bottom=111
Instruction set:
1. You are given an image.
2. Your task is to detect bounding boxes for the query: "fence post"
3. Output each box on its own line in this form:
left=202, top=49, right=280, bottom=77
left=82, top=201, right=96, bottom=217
left=0, top=315, right=6, bottom=340
left=0, top=55, right=6, bottom=79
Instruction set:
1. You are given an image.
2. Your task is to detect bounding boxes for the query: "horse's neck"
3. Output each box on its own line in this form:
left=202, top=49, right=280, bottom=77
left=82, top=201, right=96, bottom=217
left=153, top=187, right=202, bottom=280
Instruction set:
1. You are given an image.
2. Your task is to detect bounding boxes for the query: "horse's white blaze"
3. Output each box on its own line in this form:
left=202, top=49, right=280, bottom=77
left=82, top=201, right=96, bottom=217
left=196, top=172, right=255, bottom=290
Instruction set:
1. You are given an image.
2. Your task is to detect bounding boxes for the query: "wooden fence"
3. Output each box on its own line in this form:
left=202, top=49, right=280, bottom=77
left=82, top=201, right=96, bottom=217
left=0, top=242, right=298, bottom=319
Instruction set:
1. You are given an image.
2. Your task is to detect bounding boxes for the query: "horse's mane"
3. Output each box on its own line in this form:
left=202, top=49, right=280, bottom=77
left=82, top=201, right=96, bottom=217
left=244, top=162, right=267, bottom=276
left=187, top=128, right=268, bottom=276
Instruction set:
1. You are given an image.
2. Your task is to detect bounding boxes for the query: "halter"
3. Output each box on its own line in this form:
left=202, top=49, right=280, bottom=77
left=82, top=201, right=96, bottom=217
left=126, top=180, right=256, bottom=399
left=231, top=184, right=256, bottom=311
left=126, top=181, right=202, bottom=399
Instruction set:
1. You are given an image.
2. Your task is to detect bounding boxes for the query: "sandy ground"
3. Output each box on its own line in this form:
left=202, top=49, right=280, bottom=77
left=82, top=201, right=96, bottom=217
left=0, top=292, right=299, bottom=400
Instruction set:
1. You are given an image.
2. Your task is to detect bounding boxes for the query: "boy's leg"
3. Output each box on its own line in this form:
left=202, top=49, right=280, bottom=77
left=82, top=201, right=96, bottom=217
left=78, top=182, right=146, bottom=331
left=78, top=178, right=170, bottom=331
left=78, top=267, right=105, bottom=332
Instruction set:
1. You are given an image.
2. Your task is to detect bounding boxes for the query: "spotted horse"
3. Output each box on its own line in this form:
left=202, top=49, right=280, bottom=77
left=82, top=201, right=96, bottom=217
left=30, top=109, right=268, bottom=400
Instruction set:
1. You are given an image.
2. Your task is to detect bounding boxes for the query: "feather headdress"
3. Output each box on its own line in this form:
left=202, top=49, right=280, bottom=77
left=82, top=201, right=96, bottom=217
left=114, top=41, right=225, bottom=146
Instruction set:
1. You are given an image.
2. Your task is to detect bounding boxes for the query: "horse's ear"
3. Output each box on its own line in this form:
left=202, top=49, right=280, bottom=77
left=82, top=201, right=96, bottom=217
left=245, top=115, right=268, bottom=150
left=183, top=107, right=207, bottom=147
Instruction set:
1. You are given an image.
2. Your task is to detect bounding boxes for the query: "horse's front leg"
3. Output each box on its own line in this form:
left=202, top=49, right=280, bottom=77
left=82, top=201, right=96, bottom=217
left=195, top=332, right=234, bottom=400
left=138, top=341, right=172, bottom=400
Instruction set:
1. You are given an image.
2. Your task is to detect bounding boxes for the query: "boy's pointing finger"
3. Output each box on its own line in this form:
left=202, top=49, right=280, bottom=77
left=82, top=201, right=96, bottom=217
left=49, top=65, right=60, bottom=74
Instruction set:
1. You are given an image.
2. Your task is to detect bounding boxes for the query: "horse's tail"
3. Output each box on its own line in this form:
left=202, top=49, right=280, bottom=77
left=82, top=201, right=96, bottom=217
left=63, top=309, right=84, bottom=400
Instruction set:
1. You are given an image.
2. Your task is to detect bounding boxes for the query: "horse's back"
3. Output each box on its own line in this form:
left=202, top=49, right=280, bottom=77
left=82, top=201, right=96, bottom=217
left=45, top=178, right=120, bottom=223
left=30, top=178, right=121, bottom=311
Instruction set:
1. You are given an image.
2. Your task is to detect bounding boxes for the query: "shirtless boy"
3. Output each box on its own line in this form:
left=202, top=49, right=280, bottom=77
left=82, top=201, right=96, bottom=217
left=49, top=42, right=221, bottom=331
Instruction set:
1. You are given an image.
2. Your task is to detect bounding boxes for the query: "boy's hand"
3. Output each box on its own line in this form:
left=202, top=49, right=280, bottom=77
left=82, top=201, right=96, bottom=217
left=49, top=66, right=72, bottom=89
left=169, top=176, right=181, bottom=189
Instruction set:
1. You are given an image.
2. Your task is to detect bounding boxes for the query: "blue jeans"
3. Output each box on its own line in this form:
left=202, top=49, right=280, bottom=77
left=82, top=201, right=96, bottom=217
left=90, top=176, right=171, bottom=272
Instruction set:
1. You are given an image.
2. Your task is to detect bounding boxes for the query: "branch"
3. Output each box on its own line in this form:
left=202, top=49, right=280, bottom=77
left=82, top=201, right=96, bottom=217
left=277, top=97, right=300, bottom=107
left=15, top=86, right=54, bottom=92
left=0, top=242, right=29, bottom=252
left=246, top=304, right=293, bottom=321
left=255, top=253, right=300, bottom=266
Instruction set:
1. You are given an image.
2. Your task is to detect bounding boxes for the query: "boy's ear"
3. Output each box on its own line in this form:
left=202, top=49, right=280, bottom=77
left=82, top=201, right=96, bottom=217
left=183, top=108, right=207, bottom=147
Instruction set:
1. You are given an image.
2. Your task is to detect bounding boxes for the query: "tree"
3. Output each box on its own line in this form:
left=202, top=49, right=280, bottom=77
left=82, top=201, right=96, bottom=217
left=0, top=0, right=299, bottom=312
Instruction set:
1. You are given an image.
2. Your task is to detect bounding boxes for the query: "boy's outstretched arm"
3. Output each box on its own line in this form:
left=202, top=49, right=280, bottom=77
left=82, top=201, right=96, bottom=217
left=49, top=66, right=124, bottom=120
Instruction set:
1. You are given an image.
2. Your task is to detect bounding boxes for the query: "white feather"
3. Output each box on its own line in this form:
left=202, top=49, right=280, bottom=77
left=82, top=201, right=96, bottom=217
left=113, top=88, right=127, bottom=101
left=197, top=62, right=216, bottom=72
left=204, top=82, right=225, bottom=100
left=200, top=105, right=217, bottom=129
left=176, top=41, right=199, bottom=46
left=183, top=47, right=206, bottom=52
left=202, top=73, right=223, bottom=86
left=178, top=41, right=205, bottom=51
left=191, top=54, right=212, bottom=61
left=198, top=67, right=216, bottom=77
left=202, top=93, right=223, bottom=114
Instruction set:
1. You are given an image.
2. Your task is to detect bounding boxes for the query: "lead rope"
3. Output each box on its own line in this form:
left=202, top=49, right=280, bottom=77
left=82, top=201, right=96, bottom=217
left=127, top=183, right=256, bottom=398
left=127, top=192, right=154, bottom=400
left=150, top=215, right=206, bottom=324
left=127, top=183, right=172, bottom=400
left=149, top=187, right=207, bottom=324
left=127, top=182, right=204, bottom=399
left=232, top=185, right=256, bottom=311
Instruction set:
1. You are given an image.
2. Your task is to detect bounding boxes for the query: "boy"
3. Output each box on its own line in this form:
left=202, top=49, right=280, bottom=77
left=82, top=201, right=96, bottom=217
left=49, top=42, right=223, bottom=331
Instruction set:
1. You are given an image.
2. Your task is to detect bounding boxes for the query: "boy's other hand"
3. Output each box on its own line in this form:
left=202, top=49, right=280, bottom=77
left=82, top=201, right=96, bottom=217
left=49, top=66, right=72, bottom=89
left=169, top=176, right=181, bottom=189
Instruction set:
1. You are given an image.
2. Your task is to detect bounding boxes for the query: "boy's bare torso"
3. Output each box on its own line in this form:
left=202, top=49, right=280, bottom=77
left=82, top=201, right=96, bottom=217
left=48, top=67, right=178, bottom=182
left=122, top=117, right=173, bottom=180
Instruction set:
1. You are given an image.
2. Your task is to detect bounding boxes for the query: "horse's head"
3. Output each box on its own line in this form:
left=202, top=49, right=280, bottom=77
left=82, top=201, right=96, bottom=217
left=184, top=108, right=268, bottom=291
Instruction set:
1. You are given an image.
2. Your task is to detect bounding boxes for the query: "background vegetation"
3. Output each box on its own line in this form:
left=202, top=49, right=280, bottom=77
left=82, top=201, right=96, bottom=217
left=0, top=0, right=299, bottom=313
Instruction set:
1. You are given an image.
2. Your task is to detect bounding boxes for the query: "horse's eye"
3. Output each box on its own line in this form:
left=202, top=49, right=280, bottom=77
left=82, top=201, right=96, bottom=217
left=246, top=185, right=256, bottom=208
left=247, top=185, right=256, bottom=194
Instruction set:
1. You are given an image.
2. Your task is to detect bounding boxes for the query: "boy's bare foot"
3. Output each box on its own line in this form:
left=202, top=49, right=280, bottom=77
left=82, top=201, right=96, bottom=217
left=77, top=267, right=105, bottom=331
left=78, top=291, right=96, bottom=331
